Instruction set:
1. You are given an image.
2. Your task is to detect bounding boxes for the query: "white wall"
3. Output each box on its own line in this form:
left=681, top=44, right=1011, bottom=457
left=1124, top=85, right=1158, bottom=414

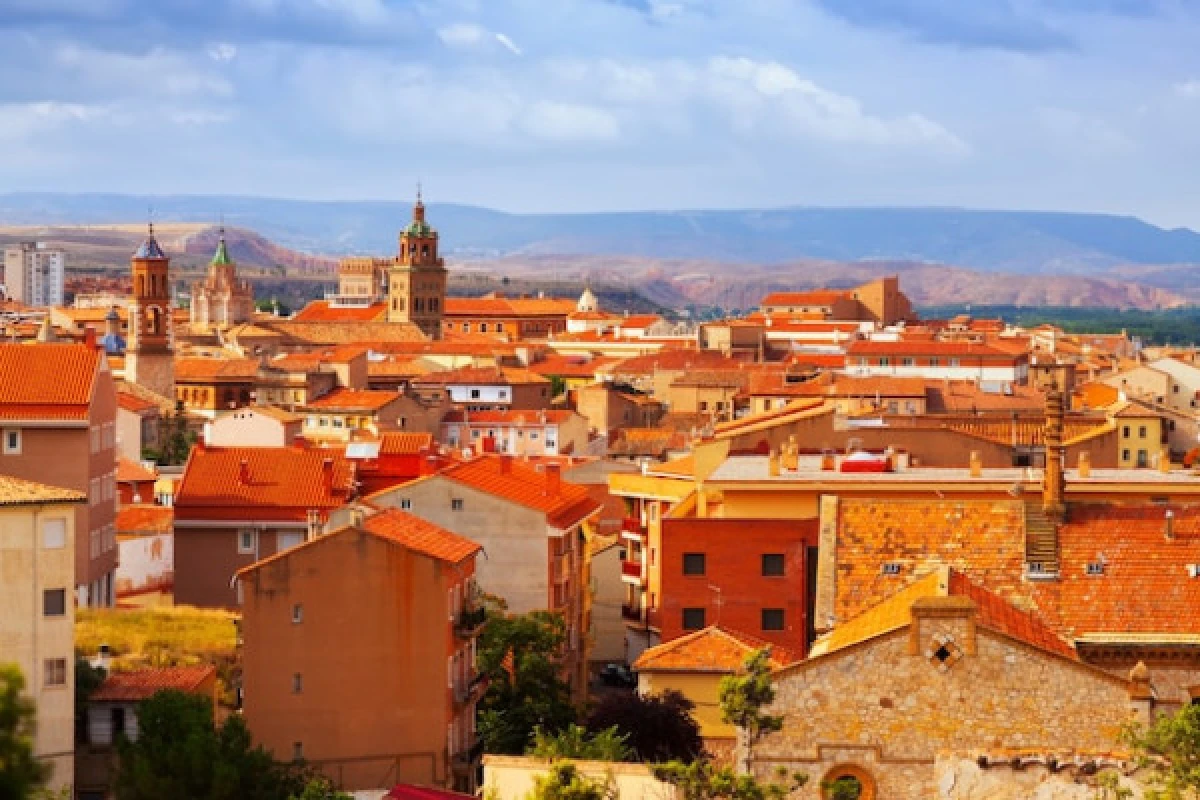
left=116, top=532, right=173, bottom=597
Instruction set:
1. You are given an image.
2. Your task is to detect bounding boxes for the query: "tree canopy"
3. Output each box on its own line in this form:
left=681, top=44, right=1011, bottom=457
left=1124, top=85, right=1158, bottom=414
left=1124, top=702, right=1200, bottom=799
left=527, top=725, right=630, bottom=763
left=477, top=609, right=578, bottom=755
left=585, top=690, right=703, bottom=763
left=0, top=664, right=49, bottom=800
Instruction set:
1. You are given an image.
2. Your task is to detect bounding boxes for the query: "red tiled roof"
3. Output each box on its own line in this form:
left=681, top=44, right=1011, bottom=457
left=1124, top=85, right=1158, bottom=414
left=117, top=391, right=159, bottom=413
left=269, top=345, right=369, bottom=372
left=440, top=455, right=601, bottom=529
left=116, top=458, right=158, bottom=483
left=528, top=354, right=618, bottom=379
left=414, top=365, right=549, bottom=386
left=305, top=388, right=400, bottom=412
left=442, top=409, right=577, bottom=425
left=761, top=290, right=851, bottom=307
left=617, top=314, right=663, bottom=329
left=91, top=666, right=215, bottom=702
left=948, top=571, right=1076, bottom=660
left=379, top=432, right=434, bottom=455
left=606, top=350, right=742, bottom=376
left=292, top=300, right=388, bottom=322
left=847, top=340, right=1020, bottom=359
left=175, top=446, right=354, bottom=521
left=0, top=343, right=99, bottom=421
left=361, top=508, right=481, bottom=563
left=633, top=625, right=800, bottom=672
left=116, top=504, right=174, bottom=534
left=174, top=357, right=259, bottom=382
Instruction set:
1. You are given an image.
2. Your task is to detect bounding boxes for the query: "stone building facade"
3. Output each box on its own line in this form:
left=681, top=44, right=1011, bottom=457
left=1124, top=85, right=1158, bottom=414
left=189, top=229, right=255, bottom=333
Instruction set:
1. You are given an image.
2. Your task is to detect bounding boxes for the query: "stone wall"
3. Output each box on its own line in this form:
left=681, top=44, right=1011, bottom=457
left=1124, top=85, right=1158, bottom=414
left=752, top=627, right=1135, bottom=799
left=934, top=756, right=1148, bottom=800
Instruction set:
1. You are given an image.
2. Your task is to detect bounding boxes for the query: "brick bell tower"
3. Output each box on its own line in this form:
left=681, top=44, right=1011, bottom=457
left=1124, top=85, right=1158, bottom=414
left=386, top=186, right=446, bottom=339
left=126, top=222, right=175, bottom=399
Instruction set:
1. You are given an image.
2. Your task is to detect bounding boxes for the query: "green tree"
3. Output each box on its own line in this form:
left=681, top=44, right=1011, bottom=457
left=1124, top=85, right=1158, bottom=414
left=0, top=664, right=50, bottom=800
left=1123, top=702, right=1200, bottom=799
left=115, top=689, right=306, bottom=800
left=152, top=401, right=196, bottom=467
left=652, top=760, right=807, bottom=800
left=477, top=610, right=577, bottom=755
left=288, top=778, right=352, bottom=800
left=528, top=763, right=612, bottom=800
left=718, top=649, right=783, bottom=773
left=528, top=725, right=630, bottom=762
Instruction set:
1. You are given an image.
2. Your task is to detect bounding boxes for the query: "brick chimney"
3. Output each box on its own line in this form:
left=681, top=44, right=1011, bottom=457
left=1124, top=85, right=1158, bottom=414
left=1077, top=451, right=1091, bottom=478
left=83, top=325, right=97, bottom=350
left=239, top=458, right=251, bottom=484
left=545, top=462, right=561, bottom=495
left=322, top=457, right=334, bottom=487
left=1042, top=385, right=1066, bottom=520
left=499, top=453, right=513, bottom=474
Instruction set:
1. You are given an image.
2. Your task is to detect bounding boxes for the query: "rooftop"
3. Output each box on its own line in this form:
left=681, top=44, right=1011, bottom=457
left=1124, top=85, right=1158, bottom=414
left=91, top=666, right=215, bottom=703
left=436, top=454, right=601, bottom=529
left=116, top=458, right=158, bottom=483
left=633, top=625, right=800, bottom=673
left=174, top=357, right=259, bottom=382
left=116, top=504, right=174, bottom=535
left=304, top=388, right=401, bottom=412
left=0, top=343, right=100, bottom=421
left=360, top=508, right=481, bottom=564
left=0, top=475, right=86, bottom=507
left=292, top=301, right=388, bottom=323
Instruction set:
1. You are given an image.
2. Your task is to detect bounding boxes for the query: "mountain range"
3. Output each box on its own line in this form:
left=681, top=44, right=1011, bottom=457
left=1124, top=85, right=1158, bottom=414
left=2, top=192, right=1199, bottom=309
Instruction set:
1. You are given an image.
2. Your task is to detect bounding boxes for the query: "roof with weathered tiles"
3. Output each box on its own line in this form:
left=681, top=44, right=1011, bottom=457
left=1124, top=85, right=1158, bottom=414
left=378, top=431, right=434, bottom=455
left=116, top=458, right=158, bottom=483
left=360, top=508, right=481, bottom=563
left=292, top=301, right=388, bottom=323
left=304, top=388, right=401, bottom=412
left=116, top=504, right=174, bottom=534
left=0, top=343, right=100, bottom=421
left=0, top=475, right=86, bottom=507
left=173, top=357, right=259, bottom=382
left=633, top=625, right=800, bottom=673
left=91, top=666, right=215, bottom=703
left=438, top=454, right=601, bottom=529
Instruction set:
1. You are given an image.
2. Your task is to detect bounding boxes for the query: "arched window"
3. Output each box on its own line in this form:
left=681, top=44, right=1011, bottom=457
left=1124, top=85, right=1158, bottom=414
left=820, top=765, right=875, bottom=800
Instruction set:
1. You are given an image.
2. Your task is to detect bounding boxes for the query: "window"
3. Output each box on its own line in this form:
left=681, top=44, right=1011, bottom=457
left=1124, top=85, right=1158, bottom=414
left=292, top=673, right=303, bottom=693
left=761, top=608, right=785, bottom=631
left=112, top=707, right=127, bottom=740
left=901, top=357, right=914, bottom=367
left=949, top=358, right=961, bottom=367
left=1139, top=425, right=1147, bottom=438
left=1137, top=449, right=1149, bottom=468
left=929, top=357, right=940, bottom=367
left=238, top=530, right=257, bottom=554
left=1122, top=426, right=1131, bottom=438
left=399, top=498, right=412, bottom=510
left=451, top=498, right=464, bottom=511
left=43, top=589, right=66, bottom=617
left=292, top=604, right=303, bottom=623
left=1085, top=562, right=1105, bottom=576
left=530, top=431, right=539, bottom=440
left=44, top=658, right=67, bottom=687
left=292, top=742, right=304, bottom=762
left=881, top=562, right=902, bottom=575
left=761, top=554, right=785, bottom=576
left=470, top=389, right=481, bottom=399
left=878, top=357, right=889, bottom=367
left=682, top=608, right=705, bottom=630
left=42, top=519, right=66, bottom=549
left=1122, top=449, right=1131, bottom=461
left=682, top=553, right=706, bottom=576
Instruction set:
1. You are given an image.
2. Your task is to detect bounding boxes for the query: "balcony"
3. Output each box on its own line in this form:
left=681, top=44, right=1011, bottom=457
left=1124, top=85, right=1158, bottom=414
left=620, top=517, right=645, bottom=541
left=621, top=559, right=644, bottom=584
left=455, top=606, right=488, bottom=639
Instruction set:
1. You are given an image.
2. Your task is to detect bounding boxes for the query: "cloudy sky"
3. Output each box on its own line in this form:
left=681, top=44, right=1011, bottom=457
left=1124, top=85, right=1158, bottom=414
left=3, top=0, right=1200, bottom=226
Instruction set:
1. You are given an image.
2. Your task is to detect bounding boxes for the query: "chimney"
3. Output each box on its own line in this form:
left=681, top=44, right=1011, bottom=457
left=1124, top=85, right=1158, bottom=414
left=1160, top=447, right=1172, bottom=473
left=545, top=462, right=561, bottom=496
left=322, top=457, right=334, bottom=486
left=350, top=506, right=366, bottom=527
left=1166, top=509, right=1175, bottom=541
left=969, top=450, right=982, bottom=478
left=499, top=453, right=513, bottom=474
left=306, top=509, right=322, bottom=541
left=1042, top=386, right=1066, bottom=520
left=768, top=448, right=781, bottom=477
left=1077, top=451, right=1091, bottom=478
left=239, top=458, right=251, bottom=484
left=95, top=643, right=111, bottom=672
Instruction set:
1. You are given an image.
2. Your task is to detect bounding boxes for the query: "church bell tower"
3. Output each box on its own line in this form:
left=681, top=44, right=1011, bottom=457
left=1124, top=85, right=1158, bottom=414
left=387, top=187, right=446, bottom=339
left=126, top=223, right=175, bottom=399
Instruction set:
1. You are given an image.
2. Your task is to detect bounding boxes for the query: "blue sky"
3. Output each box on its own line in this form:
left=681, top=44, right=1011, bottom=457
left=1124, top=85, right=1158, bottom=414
left=2, top=0, right=1200, bottom=227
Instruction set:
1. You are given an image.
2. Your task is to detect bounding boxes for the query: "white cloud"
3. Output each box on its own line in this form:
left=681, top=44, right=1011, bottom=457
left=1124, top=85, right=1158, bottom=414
left=494, top=33, right=523, bottom=56
left=1174, top=79, right=1200, bottom=98
left=438, top=23, right=522, bottom=56
left=207, top=42, right=239, bottom=62
left=169, top=109, right=234, bottom=126
left=0, top=101, right=109, bottom=141
left=54, top=44, right=233, bottom=98
left=521, top=101, right=620, bottom=142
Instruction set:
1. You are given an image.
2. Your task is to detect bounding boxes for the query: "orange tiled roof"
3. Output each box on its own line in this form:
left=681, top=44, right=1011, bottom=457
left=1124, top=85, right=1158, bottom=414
left=379, top=431, right=434, bottom=455
left=528, top=354, right=618, bottom=379
left=268, top=345, right=369, bottom=372
left=442, top=409, right=577, bottom=425
left=633, top=625, right=800, bottom=673
left=266, top=321, right=427, bottom=345
left=606, top=350, right=742, bottom=376
left=116, top=504, right=174, bottom=534
left=116, top=458, right=158, bottom=483
left=361, top=508, right=481, bottom=563
left=116, top=391, right=159, bottom=413
left=414, top=365, right=550, bottom=386
left=305, top=388, right=400, bottom=412
left=440, top=454, right=601, bottom=529
left=174, top=357, right=259, bottom=382
left=848, top=340, right=1020, bottom=359
left=444, top=297, right=518, bottom=316
left=761, top=290, right=850, bottom=307
left=0, top=343, right=100, bottom=421
left=1075, top=382, right=1121, bottom=410
left=92, top=666, right=215, bottom=702
left=617, top=314, right=663, bottom=329
left=0, top=475, right=85, bottom=507
left=670, top=369, right=748, bottom=389
left=926, top=381, right=1045, bottom=413
left=1033, top=505, right=1200, bottom=638
left=174, top=446, right=354, bottom=521
left=292, top=300, right=388, bottom=322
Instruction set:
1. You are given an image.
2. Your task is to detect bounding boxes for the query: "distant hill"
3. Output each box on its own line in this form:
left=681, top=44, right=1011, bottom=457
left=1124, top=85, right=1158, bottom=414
left=3, top=193, right=1200, bottom=274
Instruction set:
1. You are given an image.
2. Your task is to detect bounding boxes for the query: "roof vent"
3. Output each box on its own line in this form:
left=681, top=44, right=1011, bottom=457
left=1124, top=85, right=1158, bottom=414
left=881, top=562, right=902, bottom=576
left=1085, top=562, right=1105, bottom=576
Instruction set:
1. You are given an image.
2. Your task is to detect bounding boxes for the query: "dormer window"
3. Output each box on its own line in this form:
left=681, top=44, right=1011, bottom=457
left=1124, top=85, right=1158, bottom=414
left=1085, top=562, right=1105, bottom=576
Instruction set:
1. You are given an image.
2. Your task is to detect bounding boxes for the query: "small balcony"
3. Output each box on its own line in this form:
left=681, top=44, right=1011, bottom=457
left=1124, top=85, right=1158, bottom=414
left=621, top=559, right=644, bottom=584
left=455, top=606, right=488, bottom=639
left=620, top=517, right=645, bottom=541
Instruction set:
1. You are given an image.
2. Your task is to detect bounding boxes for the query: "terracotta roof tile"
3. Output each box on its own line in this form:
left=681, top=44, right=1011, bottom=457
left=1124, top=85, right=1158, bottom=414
left=292, top=301, right=388, bottom=323
left=379, top=432, right=434, bottom=455
left=0, top=475, right=86, bottom=507
left=440, top=454, right=600, bottom=529
left=634, top=625, right=799, bottom=672
left=761, top=290, right=851, bottom=307
left=304, top=388, right=400, bottom=412
left=173, top=357, right=259, bottom=382
left=265, top=321, right=427, bottom=345
left=528, top=354, right=618, bottom=379
left=117, top=391, right=159, bottom=413
left=414, top=365, right=549, bottom=386
left=0, top=343, right=100, bottom=420
left=442, top=409, right=577, bottom=425
left=847, top=340, right=1020, bottom=359
left=116, top=458, right=158, bottom=483
left=361, top=508, right=481, bottom=563
left=175, top=446, right=354, bottom=521
left=91, top=666, right=215, bottom=702
left=606, top=350, right=741, bottom=376
left=116, top=504, right=174, bottom=535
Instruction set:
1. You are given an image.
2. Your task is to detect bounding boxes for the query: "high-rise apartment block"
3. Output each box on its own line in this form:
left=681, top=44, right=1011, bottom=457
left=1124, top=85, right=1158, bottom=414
left=3, top=242, right=66, bottom=306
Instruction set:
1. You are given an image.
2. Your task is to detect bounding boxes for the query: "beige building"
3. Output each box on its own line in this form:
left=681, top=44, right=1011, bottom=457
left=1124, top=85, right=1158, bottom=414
left=189, top=230, right=255, bottom=333
left=0, top=475, right=85, bottom=792
left=440, top=409, right=592, bottom=457
left=206, top=406, right=302, bottom=447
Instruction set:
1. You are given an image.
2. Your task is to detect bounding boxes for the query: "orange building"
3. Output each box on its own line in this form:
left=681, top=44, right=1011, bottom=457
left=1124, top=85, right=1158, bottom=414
left=239, top=508, right=484, bottom=792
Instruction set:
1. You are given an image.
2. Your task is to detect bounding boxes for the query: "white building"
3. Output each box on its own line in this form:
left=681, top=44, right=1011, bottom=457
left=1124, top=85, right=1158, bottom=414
left=3, top=242, right=66, bottom=307
left=844, top=340, right=1029, bottom=385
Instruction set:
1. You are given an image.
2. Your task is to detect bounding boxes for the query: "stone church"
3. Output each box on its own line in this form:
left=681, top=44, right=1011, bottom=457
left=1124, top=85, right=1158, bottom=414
left=190, top=228, right=255, bottom=333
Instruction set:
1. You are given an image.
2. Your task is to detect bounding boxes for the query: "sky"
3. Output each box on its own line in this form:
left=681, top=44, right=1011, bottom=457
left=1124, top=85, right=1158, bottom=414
left=2, top=0, right=1200, bottom=227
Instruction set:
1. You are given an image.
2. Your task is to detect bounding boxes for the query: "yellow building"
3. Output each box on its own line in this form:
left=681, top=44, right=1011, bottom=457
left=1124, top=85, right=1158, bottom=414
left=1112, top=401, right=1166, bottom=468
left=0, top=475, right=85, bottom=792
left=633, top=626, right=798, bottom=756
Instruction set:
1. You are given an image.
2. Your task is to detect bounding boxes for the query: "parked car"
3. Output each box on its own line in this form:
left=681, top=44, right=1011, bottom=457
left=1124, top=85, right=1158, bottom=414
left=599, top=663, right=636, bottom=688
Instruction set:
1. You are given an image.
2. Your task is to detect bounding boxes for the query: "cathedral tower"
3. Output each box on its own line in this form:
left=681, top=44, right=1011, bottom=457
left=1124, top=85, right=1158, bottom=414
left=386, top=187, right=446, bottom=339
left=126, top=223, right=175, bottom=399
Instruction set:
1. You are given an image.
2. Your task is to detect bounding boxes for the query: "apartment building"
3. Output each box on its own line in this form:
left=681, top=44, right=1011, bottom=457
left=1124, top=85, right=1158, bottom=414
left=0, top=475, right=85, bottom=792
left=0, top=342, right=119, bottom=606
left=172, top=445, right=355, bottom=608
left=440, top=409, right=590, bottom=457
left=239, top=508, right=484, bottom=792
left=845, top=340, right=1029, bottom=384
left=367, top=454, right=601, bottom=694
left=3, top=242, right=66, bottom=306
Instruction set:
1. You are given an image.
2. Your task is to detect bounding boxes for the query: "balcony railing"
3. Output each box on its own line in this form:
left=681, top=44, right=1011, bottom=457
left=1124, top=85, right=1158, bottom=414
left=621, top=560, right=644, bottom=581
left=620, top=517, right=645, bottom=540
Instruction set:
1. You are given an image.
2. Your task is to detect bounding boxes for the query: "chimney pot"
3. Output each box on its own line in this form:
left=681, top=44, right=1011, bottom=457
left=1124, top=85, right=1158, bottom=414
left=499, top=453, right=513, bottom=474
left=545, top=462, right=561, bottom=495
left=83, top=326, right=97, bottom=349
left=239, top=458, right=250, bottom=484
left=1166, top=509, right=1175, bottom=541
left=1078, top=451, right=1092, bottom=478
